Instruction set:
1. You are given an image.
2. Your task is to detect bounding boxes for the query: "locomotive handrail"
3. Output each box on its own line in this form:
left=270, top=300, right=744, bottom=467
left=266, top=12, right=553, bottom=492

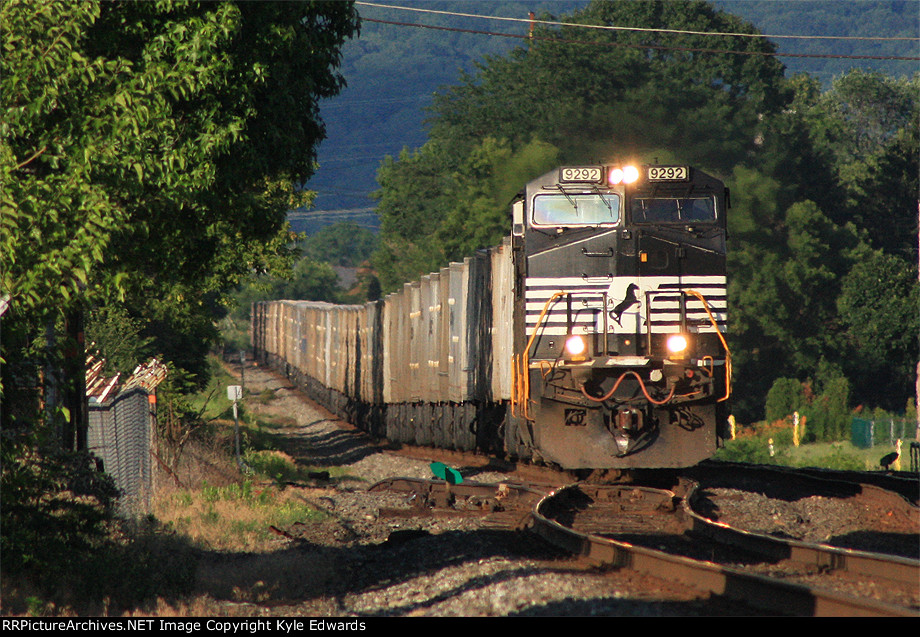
left=685, top=289, right=731, bottom=402
left=513, top=290, right=567, bottom=421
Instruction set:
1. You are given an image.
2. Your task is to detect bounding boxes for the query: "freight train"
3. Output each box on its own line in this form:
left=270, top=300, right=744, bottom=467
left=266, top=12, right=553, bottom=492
left=251, top=163, right=732, bottom=470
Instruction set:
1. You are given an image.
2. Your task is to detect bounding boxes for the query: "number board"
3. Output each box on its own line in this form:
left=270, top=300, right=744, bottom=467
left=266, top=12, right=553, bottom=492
left=559, top=166, right=603, bottom=184
left=647, top=166, right=689, bottom=182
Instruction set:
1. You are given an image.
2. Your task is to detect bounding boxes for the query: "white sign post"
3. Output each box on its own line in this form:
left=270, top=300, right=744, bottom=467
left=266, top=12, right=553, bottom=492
left=228, top=385, right=242, bottom=467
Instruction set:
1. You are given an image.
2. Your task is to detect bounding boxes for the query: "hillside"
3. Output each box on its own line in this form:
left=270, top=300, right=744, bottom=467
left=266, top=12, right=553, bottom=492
left=301, top=0, right=918, bottom=230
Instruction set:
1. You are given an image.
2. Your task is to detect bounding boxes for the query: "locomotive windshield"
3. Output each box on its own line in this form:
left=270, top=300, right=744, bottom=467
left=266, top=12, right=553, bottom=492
left=532, top=193, right=621, bottom=227
left=630, top=196, right=716, bottom=223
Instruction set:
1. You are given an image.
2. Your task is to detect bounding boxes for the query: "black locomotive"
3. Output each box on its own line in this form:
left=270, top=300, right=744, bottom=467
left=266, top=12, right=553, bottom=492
left=252, top=164, right=731, bottom=470
left=506, top=164, right=731, bottom=468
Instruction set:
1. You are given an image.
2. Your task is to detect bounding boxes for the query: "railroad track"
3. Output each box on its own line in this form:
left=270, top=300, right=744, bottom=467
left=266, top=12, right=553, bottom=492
left=365, top=461, right=919, bottom=617
left=687, top=459, right=920, bottom=507
left=368, top=476, right=550, bottom=531
left=529, top=481, right=919, bottom=617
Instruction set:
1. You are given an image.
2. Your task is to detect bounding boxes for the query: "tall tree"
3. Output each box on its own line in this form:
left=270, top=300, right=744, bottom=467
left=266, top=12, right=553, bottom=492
left=837, top=250, right=920, bottom=410
left=1, top=0, right=360, bottom=428
left=429, top=0, right=788, bottom=172
left=301, top=221, right=378, bottom=267
left=373, top=0, right=789, bottom=289
left=789, top=70, right=919, bottom=257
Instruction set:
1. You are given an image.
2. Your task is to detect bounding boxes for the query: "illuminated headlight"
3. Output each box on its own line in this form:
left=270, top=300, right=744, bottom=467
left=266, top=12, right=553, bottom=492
left=565, top=335, right=588, bottom=358
left=607, top=165, right=639, bottom=186
left=666, top=334, right=689, bottom=354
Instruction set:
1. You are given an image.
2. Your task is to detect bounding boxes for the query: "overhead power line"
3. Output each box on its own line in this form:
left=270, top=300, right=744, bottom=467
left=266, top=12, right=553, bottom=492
left=288, top=207, right=377, bottom=220
left=356, top=1, right=920, bottom=43
left=361, top=16, right=920, bottom=61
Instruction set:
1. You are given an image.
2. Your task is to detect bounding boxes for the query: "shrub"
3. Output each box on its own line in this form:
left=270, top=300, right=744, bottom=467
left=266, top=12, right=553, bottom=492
left=715, top=436, right=788, bottom=465
left=0, top=433, right=198, bottom=613
left=244, top=450, right=303, bottom=483
left=801, top=377, right=851, bottom=442
left=765, top=377, right=805, bottom=423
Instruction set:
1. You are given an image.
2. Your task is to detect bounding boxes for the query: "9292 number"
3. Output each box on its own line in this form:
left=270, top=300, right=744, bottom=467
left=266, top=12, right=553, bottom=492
left=647, top=166, right=688, bottom=181
left=560, top=167, right=602, bottom=183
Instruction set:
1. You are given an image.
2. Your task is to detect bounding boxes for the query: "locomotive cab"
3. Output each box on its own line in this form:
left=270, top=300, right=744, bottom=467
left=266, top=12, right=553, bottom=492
left=510, top=164, right=731, bottom=469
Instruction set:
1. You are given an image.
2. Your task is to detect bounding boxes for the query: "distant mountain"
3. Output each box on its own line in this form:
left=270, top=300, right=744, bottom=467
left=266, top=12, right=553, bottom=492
left=299, top=0, right=918, bottom=233
left=717, top=0, right=918, bottom=81
left=299, top=0, right=584, bottom=232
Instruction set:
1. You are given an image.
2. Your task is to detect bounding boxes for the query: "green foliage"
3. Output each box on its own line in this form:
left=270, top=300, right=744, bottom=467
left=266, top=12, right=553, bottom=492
left=1, top=431, right=199, bottom=612
left=765, top=378, right=805, bottom=424
left=226, top=219, right=379, bottom=323
left=2, top=0, right=360, bottom=391
left=806, top=446, right=864, bottom=472
left=85, top=304, right=155, bottom=377
left=429, top=0, right=787, bottom=172
left=806, top=71, right=917, bottom=171
left=229, top=256, right=342, bottom=323
left=800, top=375, right=852, bottom=442
left=1, top=1, right=122, bottom=313
left=837, top=251, right=920, bottom=410
left=726, top=190, right=867, bottom=419
left=843, top=121, right=919, bottom=259
left=714, top=436, right=788, bottom=465
left=201, top=479, right=269, bottom=506
left=724, top=71, right=917, bottom=419
left=281, top=258, right=342, bottom=302
left=1, top=434, right=119, bottom=577
left=301, top=221, right=378, bottom=267
left=793, top=70, right=919, bottom=257
left=243, top=451, right=307, bottom=484
left=437, top=137, right=561, bottom=263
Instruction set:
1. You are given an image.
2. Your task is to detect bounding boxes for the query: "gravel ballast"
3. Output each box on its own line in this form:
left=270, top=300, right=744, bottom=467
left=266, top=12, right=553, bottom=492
left=199, top=361, right=758, bottom=617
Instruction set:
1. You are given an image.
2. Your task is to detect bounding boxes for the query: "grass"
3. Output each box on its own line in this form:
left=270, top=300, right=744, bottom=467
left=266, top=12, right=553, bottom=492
left=789, top=440, right=911, bottom=471
left=152, top=358, right=341, bottom=551
left=188, top=357, right=242, bottom=422
left=244, top=449, right=310, bottom=483
left=2, top=353, right=347, bottom=616
left=150, top=354, right=363, bottom=550
left=154, top=479, right=325, bottom=552
left=716, top=434, right=914, bottom=472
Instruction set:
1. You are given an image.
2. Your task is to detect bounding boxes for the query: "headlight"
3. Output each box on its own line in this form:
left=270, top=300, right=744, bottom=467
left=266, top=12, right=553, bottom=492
left=565, top=335, right=588, bottom=358
left=607, top=165, right=639, bottom=186
left=666, top=334, right=688, bottom=354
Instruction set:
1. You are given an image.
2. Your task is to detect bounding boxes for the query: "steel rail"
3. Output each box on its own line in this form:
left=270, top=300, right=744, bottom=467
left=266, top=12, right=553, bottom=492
left=689, top=460, right=920, bottom=506
left=682, top=479, right=920, bottom=591
left=530, top=483, right=918, bottom=617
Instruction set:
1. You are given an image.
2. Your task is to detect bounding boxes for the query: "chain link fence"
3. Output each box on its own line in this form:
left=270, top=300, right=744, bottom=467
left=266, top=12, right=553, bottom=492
left=851, top=416, right=919, bottom=471
left=87, top=388, right=155, bottom=515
